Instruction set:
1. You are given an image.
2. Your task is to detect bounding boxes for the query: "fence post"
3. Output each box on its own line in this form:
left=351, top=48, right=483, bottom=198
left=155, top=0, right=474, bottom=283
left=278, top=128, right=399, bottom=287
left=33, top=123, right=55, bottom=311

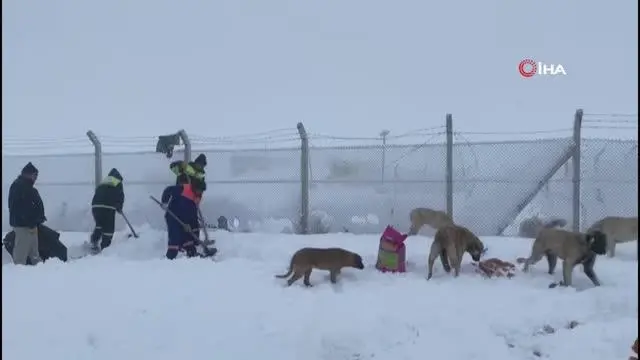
left=380, top=130, right=390, bottom=183
left=177, top=129, right=191, bottom=162
left=572, top=109, right=583, bottom=231
left=86, top=131, right=103, bottom=187
left=445, top=114, right=454, bottom=220
left=297, top=122, right=310, bottom=235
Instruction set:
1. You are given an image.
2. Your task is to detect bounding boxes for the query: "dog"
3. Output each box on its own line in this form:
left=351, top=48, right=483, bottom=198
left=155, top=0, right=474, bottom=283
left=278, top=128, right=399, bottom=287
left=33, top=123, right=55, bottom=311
left=426, top=224, right=485, bottom=280
left=522, top=228, right=607, bottom=288
left=518, top=216, right=567, bottom=238
left=408, top=207, right=454, bottom=235
left=275, top=247, right=365, bottom=287
left=587, top=216, right=638, bottom=258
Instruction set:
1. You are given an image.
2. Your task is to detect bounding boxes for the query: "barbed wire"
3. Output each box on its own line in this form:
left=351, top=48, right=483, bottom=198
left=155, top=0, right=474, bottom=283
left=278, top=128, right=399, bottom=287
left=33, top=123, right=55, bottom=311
left=583, top=113, right=638, bottom=118
left=2, top=123, right=637, bottom=156
left=583, top=119, right=638, bottom=124
left=583, top=125, right=638, bottom=130
left=453, top=128, right=574, bottom=136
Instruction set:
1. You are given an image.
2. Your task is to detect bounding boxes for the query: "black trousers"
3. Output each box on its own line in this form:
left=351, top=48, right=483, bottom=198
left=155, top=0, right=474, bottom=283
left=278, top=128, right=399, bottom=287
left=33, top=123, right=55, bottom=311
left=91, top=207, right=116, bottom=250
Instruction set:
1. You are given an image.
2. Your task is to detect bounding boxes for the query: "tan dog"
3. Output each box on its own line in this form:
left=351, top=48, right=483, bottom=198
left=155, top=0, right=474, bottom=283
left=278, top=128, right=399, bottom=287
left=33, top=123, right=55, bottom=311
left=522, top=228, right=607, bottom=288
left=408, top=207, right=454, bottom=235
left=587, top=216, right=638, bottom=257
left=275, top=247, right=365, bottom=287
left=426, top=224, right=485, bottom=280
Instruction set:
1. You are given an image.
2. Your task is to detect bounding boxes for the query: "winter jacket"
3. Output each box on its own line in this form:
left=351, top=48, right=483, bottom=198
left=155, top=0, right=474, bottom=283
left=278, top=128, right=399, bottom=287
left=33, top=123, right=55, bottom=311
left=91, top=168, right=125, bottom=212
left=161, top=184, right=200, bottom=231
left=169, top=153, right=207, bottom=192
left=8, top=176, right=46, bottom=228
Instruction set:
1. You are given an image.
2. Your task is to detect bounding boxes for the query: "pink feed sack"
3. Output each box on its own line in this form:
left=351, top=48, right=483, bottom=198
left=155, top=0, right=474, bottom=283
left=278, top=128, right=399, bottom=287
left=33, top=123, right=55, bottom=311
left=375, top=225, right=409, bottom=273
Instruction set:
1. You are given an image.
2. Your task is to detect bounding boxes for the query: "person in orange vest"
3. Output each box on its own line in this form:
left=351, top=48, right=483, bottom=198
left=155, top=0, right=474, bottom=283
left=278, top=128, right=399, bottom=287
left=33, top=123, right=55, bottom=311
left=160, top=183, right=202, bottom=259
left=169, top=153, right=207, bottom=195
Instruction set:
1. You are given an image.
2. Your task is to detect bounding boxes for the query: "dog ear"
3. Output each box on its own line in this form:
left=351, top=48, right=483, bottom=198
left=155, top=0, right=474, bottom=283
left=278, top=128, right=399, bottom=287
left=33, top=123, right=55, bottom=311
left=586, top=233, right=595, bottom=245
left=587, top=231, right=608, bottom=255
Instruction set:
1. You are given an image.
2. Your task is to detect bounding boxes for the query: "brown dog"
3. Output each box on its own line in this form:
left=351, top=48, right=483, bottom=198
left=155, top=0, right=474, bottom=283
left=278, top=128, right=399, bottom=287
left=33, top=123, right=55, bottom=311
left=426, top=224, right=485, bottom=279
left=275, top=247, right=365, bottom=287
left=408, top=207, right=454, bottom=235
left=587, top=216, right=638, bottom=258
left=522, top=228, right=607, bottom=287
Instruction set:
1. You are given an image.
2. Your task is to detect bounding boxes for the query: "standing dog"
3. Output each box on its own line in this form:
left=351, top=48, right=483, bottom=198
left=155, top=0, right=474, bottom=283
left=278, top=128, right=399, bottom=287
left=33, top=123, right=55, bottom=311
left=426, top=224, right=485, bottom=280
left=587, top=216, right=638, bottom=258
left=522, top=228, right=607, bottom=288
left=408, top=207, right=454, bottom=235
left=275, top=247, right=365, bottom=287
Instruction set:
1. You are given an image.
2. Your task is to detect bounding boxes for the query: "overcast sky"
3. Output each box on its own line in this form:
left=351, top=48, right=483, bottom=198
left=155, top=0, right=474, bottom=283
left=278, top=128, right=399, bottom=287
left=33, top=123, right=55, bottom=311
left=2, top=0, right=638, bottom=144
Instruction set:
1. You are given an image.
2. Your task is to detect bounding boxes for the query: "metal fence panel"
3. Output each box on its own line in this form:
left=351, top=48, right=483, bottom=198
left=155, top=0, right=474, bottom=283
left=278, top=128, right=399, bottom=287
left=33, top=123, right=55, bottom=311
left=307, top=135, right=449, bottom=234
left=579, top=139, right=638, bottom=230
left=3, top=123, right=636, bottom=237
left=452, top=137, right=575, bottom=236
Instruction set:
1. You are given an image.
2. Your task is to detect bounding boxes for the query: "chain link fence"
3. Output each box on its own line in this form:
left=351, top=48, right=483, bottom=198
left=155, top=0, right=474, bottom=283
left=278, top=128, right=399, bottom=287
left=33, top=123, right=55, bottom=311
left=2, top=110, right=637, bottom=236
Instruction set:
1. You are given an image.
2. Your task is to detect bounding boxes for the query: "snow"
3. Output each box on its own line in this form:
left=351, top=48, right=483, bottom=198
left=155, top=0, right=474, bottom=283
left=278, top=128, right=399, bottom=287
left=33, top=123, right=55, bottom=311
left=3, top=229, right=638, bottom=360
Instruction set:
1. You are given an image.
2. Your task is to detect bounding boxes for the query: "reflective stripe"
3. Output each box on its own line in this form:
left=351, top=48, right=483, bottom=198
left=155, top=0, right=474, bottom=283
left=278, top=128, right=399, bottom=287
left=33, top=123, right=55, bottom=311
left=102, top=233, right=114, bottom=237
left=92, top=204, right=117, bottom=210
left=184, top=164, right=196, bottom=177
left=168, top=245, right=180, bottom=250
left=101, top=176, right=121, bottom=187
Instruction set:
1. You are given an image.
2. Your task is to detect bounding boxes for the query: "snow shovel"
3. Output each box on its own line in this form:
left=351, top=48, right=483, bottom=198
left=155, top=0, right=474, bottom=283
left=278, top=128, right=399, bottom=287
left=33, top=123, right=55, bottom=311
left=120, top=212, right=139, bottom=238
left=150, top=196, right=217, bottom=251
left=197, top=207, right=211, bottom=243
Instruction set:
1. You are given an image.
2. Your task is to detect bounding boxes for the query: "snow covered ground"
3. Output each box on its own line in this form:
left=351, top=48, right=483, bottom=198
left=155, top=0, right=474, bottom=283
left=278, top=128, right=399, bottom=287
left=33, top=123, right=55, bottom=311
left=2, top=229, right=638, bottom=360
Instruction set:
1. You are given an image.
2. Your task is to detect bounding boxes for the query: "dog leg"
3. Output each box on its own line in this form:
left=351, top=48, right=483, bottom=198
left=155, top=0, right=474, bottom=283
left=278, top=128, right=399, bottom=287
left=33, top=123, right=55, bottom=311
left=427, top=242, right=441, bottom=280
left=523, top=250, right=544, bottom=272
left=329, top=269, right=339, bottom=284
left=440, top=249, right=451, bottom=273
left=408, top=224, right=420, bottom=236
left=445, top=243, right=460, bottom=277
left=581, top=255, right=601, bottom=286
left=545, top=252, right=558, bottom=274
left=560, top=260, right=575, bottom=287
left=303, top=269, right=313, bottom=287
left=607, top=237, right=616, bottom=258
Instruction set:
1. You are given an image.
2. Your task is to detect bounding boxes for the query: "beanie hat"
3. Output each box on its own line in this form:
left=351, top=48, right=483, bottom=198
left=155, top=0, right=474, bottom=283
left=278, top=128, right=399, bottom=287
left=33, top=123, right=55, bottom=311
left=21, top=162, right=38, bottom=175
left=108, top=168, right=123, bottom=181
left=194, top=153, right=207, bottom=167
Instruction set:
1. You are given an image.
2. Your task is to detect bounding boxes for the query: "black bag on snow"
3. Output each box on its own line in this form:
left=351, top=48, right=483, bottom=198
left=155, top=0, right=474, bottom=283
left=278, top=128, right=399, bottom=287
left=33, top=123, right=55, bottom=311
left=3, top=224, right=68, bottom=264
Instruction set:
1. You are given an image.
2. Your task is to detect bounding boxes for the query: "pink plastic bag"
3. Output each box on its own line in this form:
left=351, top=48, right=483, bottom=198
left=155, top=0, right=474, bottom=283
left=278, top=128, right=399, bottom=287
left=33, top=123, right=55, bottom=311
left=375, top=225, right=409, bottom=273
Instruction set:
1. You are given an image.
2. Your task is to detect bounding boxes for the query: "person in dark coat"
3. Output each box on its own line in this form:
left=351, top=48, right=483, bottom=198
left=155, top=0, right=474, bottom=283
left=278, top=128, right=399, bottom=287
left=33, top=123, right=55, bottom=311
left=160, top=183, right=201, bottom=260
left=8, top=162, right=46, bottom=265
left=90, top=168, right=125, bottom=252
left=169, top=153, right=207, bottom=194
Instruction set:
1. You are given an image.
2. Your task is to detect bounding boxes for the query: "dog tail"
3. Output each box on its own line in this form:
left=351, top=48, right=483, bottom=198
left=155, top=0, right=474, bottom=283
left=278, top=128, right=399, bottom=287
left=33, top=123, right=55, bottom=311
left=544, top=218, right=567, bottom=229
left=275, top=257, right=294, bottom=278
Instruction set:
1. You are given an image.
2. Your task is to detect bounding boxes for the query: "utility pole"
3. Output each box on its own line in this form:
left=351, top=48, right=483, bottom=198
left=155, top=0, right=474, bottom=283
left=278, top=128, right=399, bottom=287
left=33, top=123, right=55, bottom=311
left=380, top=130, right=390, bottom=183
